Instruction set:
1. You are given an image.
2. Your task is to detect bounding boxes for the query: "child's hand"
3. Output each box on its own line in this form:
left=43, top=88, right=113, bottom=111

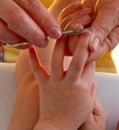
left=28, top=33, right=97, bottom=130
left=79, top=98, right=108, bottom=130
left=58, top=2, right=92, bottom=55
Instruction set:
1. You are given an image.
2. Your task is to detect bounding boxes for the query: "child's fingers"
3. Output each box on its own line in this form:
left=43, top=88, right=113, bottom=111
left=51, top=36, right=66, bottom=80
left=65, top=32, right=92, bottom=82
left=81, top=62, right=95, bottom=87
left=28, top=47, right=49, bottom=86
left=64, top=21, right=82, bottom=55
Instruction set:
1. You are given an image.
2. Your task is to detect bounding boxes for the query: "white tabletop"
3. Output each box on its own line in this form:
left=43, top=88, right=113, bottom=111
left=95, top=72, right=119, bottom=130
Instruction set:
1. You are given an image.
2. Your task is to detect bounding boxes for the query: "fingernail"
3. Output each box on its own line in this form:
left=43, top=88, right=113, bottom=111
left=50, top=26, right=62, bottom=39
left=37, top=39, right=48, bottom=48
left=91, top=37, right=99, bottom=50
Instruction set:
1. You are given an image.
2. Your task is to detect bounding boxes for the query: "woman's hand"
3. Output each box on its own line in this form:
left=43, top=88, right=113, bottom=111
left=59, top=0, right=119, bottom=63
left=58, top=2, right=92, bottom=55
left=28, top=32, right=97, bottom=130
left=78, top=98, right=108, bottom=130
left=82, top=0, right=119, bottom=63
left=0, top=0, right=61, bottom=47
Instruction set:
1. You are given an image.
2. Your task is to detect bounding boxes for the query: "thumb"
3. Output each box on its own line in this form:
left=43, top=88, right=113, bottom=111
left=89, top=8, right=118, bottom=51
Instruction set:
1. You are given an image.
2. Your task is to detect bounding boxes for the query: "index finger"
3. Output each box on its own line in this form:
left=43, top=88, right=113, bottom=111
left=14, top=0, right=61, bottom=39
left=0, top=0, right=47, bottom=47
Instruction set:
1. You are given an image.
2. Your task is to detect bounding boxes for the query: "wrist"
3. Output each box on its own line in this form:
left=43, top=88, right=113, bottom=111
left=34, top=118, right=82, bottom=130
left=33, top=119, right=62, bottom=130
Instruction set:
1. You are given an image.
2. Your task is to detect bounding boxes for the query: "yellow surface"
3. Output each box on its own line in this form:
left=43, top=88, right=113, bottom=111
left=96, top=51, right=116, bottom=73
left=4, top=47, right=20, bottom=63
left=40, top=0, right=53, bottom=8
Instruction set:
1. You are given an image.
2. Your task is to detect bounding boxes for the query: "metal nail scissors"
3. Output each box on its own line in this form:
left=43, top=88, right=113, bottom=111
left=3, top=28, right=90, bottom=49
left=62, top=28, right=90, bottom=35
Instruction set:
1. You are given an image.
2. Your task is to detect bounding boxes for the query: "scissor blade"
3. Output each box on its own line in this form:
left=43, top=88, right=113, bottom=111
left=62, top=28, right=90, bottom=35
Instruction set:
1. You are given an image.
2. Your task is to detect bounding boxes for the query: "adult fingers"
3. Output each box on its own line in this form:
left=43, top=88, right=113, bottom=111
left=82, top=0, right=97, bottom=9
left=0, top=0, right=53, bottom=47
left=87, top=26, right=119, bottom=63
left=58, top=2, right=83, bottom=23
left=28, top=47, right=49, bottom=86
left=51, top=36, right=66, bottom=81
left=60, top=8, right=91, bottom=29
left=93, top=97, right=108, bottom=125
left=65, top=32, right=92, bottom=82
left=0, top=19, right=24, bottom=44
left=14, top=0, right=61, bottom=39
left=89, top=2, right=119, bottom=51
left=93, top=98, right=108, bottom=117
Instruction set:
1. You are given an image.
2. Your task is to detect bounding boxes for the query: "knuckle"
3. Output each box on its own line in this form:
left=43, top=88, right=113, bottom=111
left=96, top=25, right=109, bottom=38
left=79, top=85, right=89, bottom=94
left=73, top=57, right=83, bottom=69
left=21, top=0, right=39, bottom=10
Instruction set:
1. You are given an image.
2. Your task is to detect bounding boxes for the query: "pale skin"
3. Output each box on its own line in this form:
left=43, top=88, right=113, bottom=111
left=8, top=1, right=85, bottom=130
left=28, top=32, right=108, bottom=130
left=78, top=98, right=108, bottom=130
left=7, top=0, right=113, bottom=130
left=28, top=33, right=97, bottom=130
left=7, top=3, right=96, bottom=129
left=0, top=0, right=61, bottom=47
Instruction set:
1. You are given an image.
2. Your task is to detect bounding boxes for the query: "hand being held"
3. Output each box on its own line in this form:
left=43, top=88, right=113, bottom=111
left=28, top=32, right=97, bottom=130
